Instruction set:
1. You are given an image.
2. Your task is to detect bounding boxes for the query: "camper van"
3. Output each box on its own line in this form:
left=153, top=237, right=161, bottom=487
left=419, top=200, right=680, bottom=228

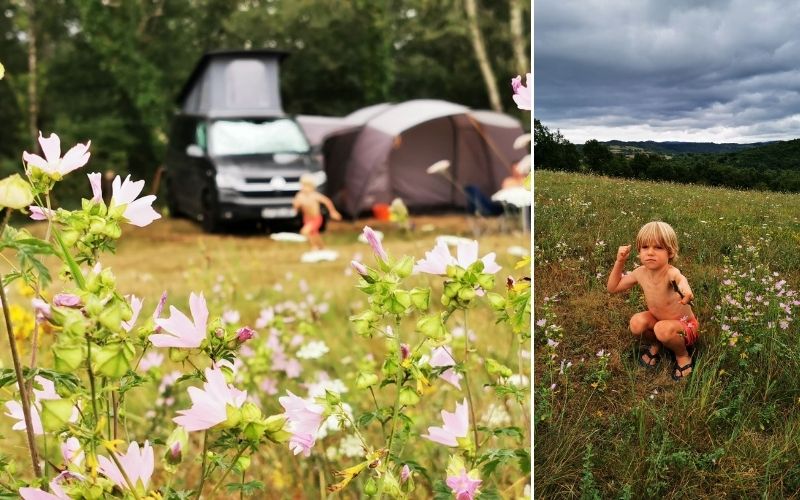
left=164, top=50, right=325, bottom=232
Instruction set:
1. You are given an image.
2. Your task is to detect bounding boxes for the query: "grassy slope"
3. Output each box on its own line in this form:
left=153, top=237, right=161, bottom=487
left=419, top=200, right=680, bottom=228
left=0, top=214, right=531, bottom=498
left=534, top=171, right=800, bottom=498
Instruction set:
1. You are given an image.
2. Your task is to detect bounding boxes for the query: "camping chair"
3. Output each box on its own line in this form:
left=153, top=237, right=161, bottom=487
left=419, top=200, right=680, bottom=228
left=464, top=185, right=507, bottom=236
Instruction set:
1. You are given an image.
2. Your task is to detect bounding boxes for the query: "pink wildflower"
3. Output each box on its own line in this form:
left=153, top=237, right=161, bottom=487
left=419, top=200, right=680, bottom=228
left=20, top=471, right=84, bottom=500
left=28, top=205, right=56, bottom=221
left=138, top=352, right=164, bottom=372
left=362, top=226, right=388, bottom=261
left=87, top=172, right=102, bottom=202
left=53, top=293, right=82, bottom=308
left=121, top=295, right=143, bottom=332
left=429, top=346, right=462, bottom=389
left=401, top=464, right=411, bottom=483
left=422, top=399, right=469, bottom=446
left=351, top=260, right=368, bottom=275
left=61, top=436, right=84, bottom=467
left=97, top=441, right=154, bottom=491
left=173, top=367, right=247, bottom=432
left=511, top=73, right=531, bottom=111
left=150, top=292, right=208, bottom=348
left=279, top=390, right=325, bottom=457
left=5, top=376, right=78, bottom=435
left=110, top=175, right=161, bottom=227
left=413, top=240, right=501, bottom=276
left=236, top=326, right=256, bottom=342
left=23, top=132, right=91, bottom=179
left=446, top=468, right=482, bottom=500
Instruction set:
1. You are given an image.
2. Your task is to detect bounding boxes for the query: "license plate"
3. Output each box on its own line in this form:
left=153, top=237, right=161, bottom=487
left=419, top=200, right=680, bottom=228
left=261, top=207, right=297, bottom=219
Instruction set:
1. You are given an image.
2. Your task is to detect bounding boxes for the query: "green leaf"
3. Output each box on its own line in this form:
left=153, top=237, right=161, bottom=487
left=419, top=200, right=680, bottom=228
left=53, top=230, right=85, bottom=290
left=225, top=480, right=265, bottom=495
left=515, top=448, right=531, bottom=473
left=432, top=479, right=453, bottom=500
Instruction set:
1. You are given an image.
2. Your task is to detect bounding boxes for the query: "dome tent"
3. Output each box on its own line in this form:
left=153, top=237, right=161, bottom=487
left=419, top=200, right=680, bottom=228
left=318, top=99, right=526, bottom=216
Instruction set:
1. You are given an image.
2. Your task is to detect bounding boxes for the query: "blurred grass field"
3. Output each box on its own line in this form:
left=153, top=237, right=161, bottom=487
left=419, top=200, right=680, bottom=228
left=0, top=212, right=531, bottom=498
left=534, top=170, right=800, bottom=498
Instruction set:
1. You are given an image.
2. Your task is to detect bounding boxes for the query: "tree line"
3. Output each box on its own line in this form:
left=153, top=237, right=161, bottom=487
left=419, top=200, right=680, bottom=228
left=534, top=119, right=800, bottom=192
left=0, top=0, right=530, bottom=205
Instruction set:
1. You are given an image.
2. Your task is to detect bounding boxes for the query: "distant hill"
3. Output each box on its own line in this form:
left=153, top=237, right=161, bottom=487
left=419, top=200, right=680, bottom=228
left=600, top=140, right=776, bottom=155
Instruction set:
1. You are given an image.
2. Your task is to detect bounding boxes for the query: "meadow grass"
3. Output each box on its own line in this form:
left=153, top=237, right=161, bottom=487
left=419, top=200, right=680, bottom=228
left=534, top=170, right=800, bottom=498
left=0, top=214, right=531, bottom=498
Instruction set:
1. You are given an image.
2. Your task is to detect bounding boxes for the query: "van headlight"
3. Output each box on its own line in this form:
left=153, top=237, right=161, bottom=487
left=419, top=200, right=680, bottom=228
left=309, top=170, right=327, bottom=187
left=215, top=172, right=239, bottom=189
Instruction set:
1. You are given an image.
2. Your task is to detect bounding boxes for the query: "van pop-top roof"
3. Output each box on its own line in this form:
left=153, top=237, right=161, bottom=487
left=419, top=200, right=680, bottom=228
left=176, top=49, right=289, bottom=118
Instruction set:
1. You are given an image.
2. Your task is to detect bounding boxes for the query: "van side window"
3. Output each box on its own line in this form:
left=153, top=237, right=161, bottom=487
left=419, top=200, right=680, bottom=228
left=195, top=122, right=207, bottom=151
left=171, top=117, right=196, bottom=152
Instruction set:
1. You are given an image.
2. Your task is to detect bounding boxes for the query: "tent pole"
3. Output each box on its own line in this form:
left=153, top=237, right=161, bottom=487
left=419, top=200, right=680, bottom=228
left=466, top=115, right=515, bottom=174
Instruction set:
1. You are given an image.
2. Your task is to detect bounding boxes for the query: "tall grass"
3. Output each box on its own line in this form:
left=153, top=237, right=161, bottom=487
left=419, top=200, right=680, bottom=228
left=534, top=171, right=800, bottom=498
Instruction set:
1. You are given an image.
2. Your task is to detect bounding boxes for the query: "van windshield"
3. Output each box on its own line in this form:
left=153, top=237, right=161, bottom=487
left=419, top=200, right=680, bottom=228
left=209, top=118, right=310, bottom=156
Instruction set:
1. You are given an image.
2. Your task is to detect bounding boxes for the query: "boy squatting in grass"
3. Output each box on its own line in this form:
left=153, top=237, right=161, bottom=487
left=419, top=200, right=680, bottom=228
left=606, top=221, right=697, bottom=381
left=292, top=173, right=342, bottom=250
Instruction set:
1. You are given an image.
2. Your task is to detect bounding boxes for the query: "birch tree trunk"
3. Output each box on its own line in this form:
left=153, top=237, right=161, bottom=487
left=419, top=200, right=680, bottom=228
left=509, top=0, right=530, bottom=76
left=25, top=0, right=38, bottom=148
left=463, top=0, right=502, bottom=112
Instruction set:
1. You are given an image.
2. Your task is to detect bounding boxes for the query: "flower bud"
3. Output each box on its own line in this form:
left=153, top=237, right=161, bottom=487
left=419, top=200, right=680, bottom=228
left=400, top=343, right=410, bottom=361
left=351, top=260, right=368, bottom=276
left=364, top=477, right=378, bottom=496
left=485, top=358, right=513, bottom=378
left=223, top=404, right=242, bottom=429
left=443, top=281, right=461, bottom=298
left=0, top=174, right=34, bottom=209
left=416, top=314, right=445, bottom=341
left=398, top=386, right=420, bottom=406
left=485, top=292, right=506, bottom=310
left=264, top=414, right=287, bottom=433
left=40, top=399, right=75, bottom=432
left=164, top=427, right=188, bottom=465
left=476, top=274, right=495, bottom=291
left=409, top=287, right=430, bottom=311
left=392, top=256, right=414, bottom=278
left=54, top=293, right=82, bottom=308
left=457, top=286, right=476, bottom=302
left=236, top=326, right=255, bottom=342
left=400, top=464, right=411, bottom=483
left=53, top=344, right=85, bottom=372
left=355, top=372, right=379, bottom=389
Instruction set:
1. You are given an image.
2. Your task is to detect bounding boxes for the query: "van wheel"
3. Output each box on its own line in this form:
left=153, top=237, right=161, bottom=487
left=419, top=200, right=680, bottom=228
left=201, top=191, right=222, bottom=233
left=165, top=181, right=182, bottom=218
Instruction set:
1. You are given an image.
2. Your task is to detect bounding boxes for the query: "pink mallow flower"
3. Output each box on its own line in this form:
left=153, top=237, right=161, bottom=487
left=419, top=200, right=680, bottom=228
left=28, top=205, right=56, bottom=221
left=422, top=399, right=470, bottom=446
left=173, top=367, right=247, bottom=431
left=414, top=240, right=501, bottom=276
left=279, top=391, right=325, bottom=457
left=53, top=293, right=82, bottom=308
left=429, top=346, right=463, bottom=389
left=446, top=468, right=482, bottom=500
left=511, top=73, right=531, bottom=111
left=362, top=226, right=388, bottom=261
left=97, top=441, right=154, bottom=491
left=110, top=175, right=161, bottom=227
left=5, top=376, right=78, bottom=435
left=88, top=172, right=102, bottom=202
left=23, top=132, right=91, bottom=179
left=150, top=292, right=208, bottom=348
left=121, top=295, right=143, bottom=332
left=20, top=471, right=84, bottom=500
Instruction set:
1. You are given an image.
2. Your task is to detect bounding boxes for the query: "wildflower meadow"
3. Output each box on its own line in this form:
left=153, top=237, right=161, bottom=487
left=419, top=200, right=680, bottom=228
left=534, top=170, right=800, bottom=497
left=0, top=73, right=532, bottom=499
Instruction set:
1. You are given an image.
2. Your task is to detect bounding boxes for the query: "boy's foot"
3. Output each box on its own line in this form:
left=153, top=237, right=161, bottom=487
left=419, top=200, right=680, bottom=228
left=672, top=357, right=694, bottom=381
left=638, top=345, right=660, bottom=369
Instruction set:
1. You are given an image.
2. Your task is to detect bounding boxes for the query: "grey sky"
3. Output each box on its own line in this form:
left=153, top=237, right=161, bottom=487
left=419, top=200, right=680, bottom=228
left=534, top=0, right=800, bottom=143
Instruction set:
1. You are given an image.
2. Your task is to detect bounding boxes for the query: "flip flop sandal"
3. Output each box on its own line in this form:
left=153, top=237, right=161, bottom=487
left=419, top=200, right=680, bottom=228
left=638, top=347, right=660, bottom=369
left=672, top=360, right=694, bottom=381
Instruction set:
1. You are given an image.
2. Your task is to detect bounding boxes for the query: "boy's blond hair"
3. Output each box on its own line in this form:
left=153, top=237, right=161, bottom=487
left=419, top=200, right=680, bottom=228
left=636, top=221, right=679, bottom=261
left=299, top=173, right=316, bottom=188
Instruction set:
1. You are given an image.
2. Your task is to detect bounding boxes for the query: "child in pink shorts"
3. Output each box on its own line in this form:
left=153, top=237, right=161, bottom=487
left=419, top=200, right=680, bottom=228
left=606, top=221, right=698, bottom=381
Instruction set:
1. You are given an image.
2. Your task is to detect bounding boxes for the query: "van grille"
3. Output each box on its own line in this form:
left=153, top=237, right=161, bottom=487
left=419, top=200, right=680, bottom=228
left=244, top=176, right=301, bottom=184
left=238, top=190, right=299, bottom=199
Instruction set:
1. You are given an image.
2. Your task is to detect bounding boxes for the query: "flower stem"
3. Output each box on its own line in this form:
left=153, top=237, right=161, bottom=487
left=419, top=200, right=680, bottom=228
left=108, top=448, right=143, bottom=500
left=86, top=338, right=99, bottom=425
left=376, top=372, right=403, bottom=500
left=195, top=430, right=209, bottom=500
left=209, top=444, right=248, bottom=496
left=0, top=269, right=42, bottom=478
left=462, top=310, right=480, bottom=465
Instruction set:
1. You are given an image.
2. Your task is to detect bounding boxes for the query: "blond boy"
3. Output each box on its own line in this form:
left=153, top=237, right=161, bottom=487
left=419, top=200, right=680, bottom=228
left=606, top=221, right=697, bottom=380
left=292, top=174, right=342, bottom=250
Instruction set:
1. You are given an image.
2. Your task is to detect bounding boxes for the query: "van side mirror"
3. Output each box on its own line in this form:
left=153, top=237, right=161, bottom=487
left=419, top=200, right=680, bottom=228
left=186, top=144, right=204, bottom=158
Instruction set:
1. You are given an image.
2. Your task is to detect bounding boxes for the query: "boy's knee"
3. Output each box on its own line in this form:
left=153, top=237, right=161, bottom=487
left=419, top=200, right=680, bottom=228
left=629, top=316, right=646, bottom=336
left=654, top=321, right=679, bottom=342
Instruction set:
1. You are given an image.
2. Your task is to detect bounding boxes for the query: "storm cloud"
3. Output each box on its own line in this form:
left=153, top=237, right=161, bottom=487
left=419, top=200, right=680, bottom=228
left=534, top=0, right=800, bottom=143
